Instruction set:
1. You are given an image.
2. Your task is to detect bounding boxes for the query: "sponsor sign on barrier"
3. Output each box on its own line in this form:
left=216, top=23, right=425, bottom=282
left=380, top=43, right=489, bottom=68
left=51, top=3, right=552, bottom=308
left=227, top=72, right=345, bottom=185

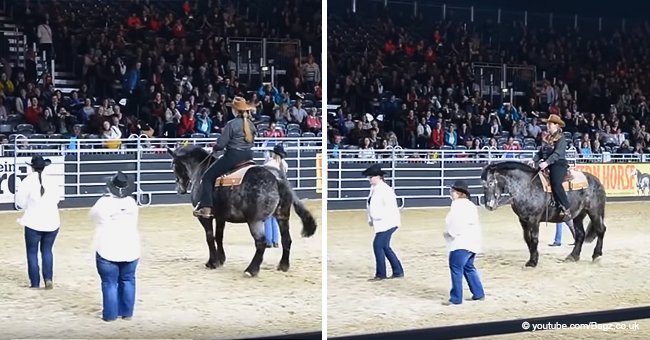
left=0, top=156, right=65, bottom=204
left=316, top=153, right=322, bottom=193
left=574, top=163, right=650, bottom=197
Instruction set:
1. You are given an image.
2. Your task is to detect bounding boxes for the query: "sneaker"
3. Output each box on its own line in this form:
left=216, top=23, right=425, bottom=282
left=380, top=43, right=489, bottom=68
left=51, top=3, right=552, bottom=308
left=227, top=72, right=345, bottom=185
left=193, top=207, right=213, bottom=218
left=273, top=243, right=279, bottom=248
left=548, top=243, right=561, bottom=247
left=44, top=280, right=53, bottom=290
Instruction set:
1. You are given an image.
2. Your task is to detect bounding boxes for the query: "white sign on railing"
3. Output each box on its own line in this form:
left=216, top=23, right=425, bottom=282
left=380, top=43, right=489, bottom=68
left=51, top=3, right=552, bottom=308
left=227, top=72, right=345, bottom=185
left=0, top=156, right=65, bottom=204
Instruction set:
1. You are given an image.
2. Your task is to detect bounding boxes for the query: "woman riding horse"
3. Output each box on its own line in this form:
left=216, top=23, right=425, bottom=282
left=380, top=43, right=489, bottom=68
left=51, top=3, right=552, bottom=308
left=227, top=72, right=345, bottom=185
left=531, top=114, right=572, bottom=221
left=194, top=96, right=257, bottom=218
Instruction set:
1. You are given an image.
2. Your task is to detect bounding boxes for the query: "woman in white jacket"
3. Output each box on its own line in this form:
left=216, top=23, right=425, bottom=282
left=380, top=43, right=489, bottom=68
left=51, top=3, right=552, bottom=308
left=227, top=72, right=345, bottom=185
left=443, top=180, right=485, bottom=305
left=363, top=164, right=404, bottom=281
left=90, top=171, right=141, bottom=322
left=15, top=155, right=62, bottom=289
left=263, top=144, right=288, bottom=247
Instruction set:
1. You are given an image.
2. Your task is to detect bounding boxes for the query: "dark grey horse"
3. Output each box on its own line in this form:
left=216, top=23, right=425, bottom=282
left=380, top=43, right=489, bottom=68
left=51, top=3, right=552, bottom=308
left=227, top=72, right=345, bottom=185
left=167, top=145, right=317, bottom=277
left=481, top=161, right=607, bottom=267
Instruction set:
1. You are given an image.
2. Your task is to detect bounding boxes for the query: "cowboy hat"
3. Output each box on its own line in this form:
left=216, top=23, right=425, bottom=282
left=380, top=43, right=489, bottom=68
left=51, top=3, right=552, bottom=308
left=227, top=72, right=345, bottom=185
left=26, top=155, right=52, bottom=170
left=450, top=180, right=471, bottom=198
left=231, top=96, right=254, bottom=111
left=272, top=144, right=287, bottom=158
left=361, top=164, right=387, bottom=177
left=105, top=171, right=135, bottom=198
left=542, top=114, right=565, bottom=127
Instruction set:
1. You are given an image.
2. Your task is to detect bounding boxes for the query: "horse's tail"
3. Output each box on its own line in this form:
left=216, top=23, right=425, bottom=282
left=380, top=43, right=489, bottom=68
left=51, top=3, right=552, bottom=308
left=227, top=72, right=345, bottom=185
left=277, top=178, right=317, bottom=237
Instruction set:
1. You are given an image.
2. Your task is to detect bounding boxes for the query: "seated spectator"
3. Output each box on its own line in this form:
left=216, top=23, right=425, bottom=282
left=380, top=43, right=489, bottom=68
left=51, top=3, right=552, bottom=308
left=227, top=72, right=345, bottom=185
left=177, top=109, right=196, bottom=137
left=416, top=116, right=431, bottom=149
left=358, top=137, right=376, bottom=159
left=430, top=122, right=444, bottom=149
left=194, top=108, right=212, bottom=135
left=305, top=109, right=321, bottom=133
left=445, top=125, right=458, bottom=148
left=264, top=122, right=285, bottom=138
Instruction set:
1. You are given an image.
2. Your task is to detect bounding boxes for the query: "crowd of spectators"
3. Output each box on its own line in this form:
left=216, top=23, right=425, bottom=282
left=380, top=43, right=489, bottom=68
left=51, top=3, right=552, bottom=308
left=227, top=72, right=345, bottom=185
left=327, top=4, right=650, bottom=158
left=0, top=0, right=322, bottom=151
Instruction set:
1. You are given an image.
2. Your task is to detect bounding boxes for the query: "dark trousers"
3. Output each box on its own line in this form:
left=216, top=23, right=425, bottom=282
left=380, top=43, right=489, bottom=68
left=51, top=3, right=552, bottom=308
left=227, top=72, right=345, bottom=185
left=96, top=253, right=139, bottom=321
left=372, top=227, right=404, bottom=278
left=24, top=227, right=59, bottom=288
left=448, top=249, right=485, bottom=304
left=549, top=162, right=570, bottom=209
left=198, top=149, right=254, bottom=208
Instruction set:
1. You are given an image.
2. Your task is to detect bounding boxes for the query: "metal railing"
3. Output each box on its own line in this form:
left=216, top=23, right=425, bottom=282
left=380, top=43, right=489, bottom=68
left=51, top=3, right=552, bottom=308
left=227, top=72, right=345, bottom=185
left=327, top=148, right=649, bottom=205
left=3, top=137, right=321, bottom=208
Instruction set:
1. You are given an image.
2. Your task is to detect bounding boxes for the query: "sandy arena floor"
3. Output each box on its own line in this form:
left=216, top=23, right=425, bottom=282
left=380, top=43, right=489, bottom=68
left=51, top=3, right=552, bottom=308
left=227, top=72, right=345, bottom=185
left=0, top=200, right=322, bottom=339
left=327, top=202, right=650, bottom=339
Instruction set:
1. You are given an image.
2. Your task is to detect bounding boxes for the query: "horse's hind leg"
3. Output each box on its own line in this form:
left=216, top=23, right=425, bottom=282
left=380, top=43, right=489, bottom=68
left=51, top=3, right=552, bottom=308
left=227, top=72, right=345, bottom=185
left=214, top=219, right=226, bottom=267
left=565, top=211, right=586, bottom=262
left=277, top=217, right=292, bottom=272
left=586, top=209, right=607, bottom=262
left=244, top=220, right=267, bottom=277
left=198, top=217, right=219, bottom=269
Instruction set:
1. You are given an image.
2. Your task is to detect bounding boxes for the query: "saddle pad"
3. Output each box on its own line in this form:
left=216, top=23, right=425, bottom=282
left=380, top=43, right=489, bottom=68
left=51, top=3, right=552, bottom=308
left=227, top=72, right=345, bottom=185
left=539, top=169, right=589, bottom=193
left=215, top=164, right=255, bottom=187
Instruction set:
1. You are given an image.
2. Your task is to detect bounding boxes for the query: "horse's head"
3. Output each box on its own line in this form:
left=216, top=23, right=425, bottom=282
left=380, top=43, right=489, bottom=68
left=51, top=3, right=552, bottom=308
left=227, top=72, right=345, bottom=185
left=167, top=146, right=192, bottom=194
left=481, top=166, right=503, bottom=211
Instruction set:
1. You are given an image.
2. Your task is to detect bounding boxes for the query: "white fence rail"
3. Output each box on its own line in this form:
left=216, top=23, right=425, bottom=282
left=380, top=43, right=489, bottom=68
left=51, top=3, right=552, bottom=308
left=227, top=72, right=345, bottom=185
left=0, top=137, right=321, bottom=208
left=327, top=148, right=650, bottom=205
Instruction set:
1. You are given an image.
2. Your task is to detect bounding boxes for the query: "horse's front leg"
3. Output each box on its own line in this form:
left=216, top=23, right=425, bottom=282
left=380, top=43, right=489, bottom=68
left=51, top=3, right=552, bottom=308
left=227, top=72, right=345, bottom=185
left=244, top=220, right=266, bottom=277
left=198, top=217, right=218, bottom=269
left=520, top=219, right=539, bottom=267
left=214, top=218, right=227, bottom=267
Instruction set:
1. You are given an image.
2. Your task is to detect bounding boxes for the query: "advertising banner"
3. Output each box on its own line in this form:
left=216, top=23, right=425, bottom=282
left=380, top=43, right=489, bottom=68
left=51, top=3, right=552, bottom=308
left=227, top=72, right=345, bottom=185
left=573, top=163, right=650, bottom=197
left=0, top=156, right=65, bottom=204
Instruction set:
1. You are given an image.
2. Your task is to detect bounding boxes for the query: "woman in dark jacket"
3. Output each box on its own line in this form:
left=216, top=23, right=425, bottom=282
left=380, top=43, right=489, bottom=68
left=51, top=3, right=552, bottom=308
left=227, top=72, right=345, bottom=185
left=531, top=114, right=572, bottom=222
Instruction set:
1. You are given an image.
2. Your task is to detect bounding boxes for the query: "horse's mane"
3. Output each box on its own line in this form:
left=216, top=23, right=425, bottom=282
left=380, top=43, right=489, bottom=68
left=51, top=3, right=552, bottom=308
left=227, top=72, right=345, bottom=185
left=481, top=161, right=536, bottom=180
left=173, top=145, right=209, bottom=162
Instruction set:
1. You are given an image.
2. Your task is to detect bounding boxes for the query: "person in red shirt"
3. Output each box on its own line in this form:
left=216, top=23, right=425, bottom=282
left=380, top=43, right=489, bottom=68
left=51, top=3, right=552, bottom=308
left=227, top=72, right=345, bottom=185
left=503, top=137, right=522, bottom=150
left=430, top=121, right=444, bottom=149
left=127, top=13, right=142, bottom=29
left=384, top=40, right=396, bottom=54
left=304, top=109, right=321, bottom=133
left=172, top=19, right=186, bottom=39
left=263, top=122, right=285, bottom=138
left=25, top=97, right=42, bottom=126
left=177, top=109, right=196, bottom=137
left=149, top=15, right=161, bottom=32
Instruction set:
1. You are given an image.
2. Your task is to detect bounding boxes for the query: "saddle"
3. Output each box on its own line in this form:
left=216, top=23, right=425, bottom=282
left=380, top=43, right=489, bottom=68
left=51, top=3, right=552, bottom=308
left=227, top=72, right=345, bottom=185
left=214, top=160, right=256, bottom=187
left=539, top=168, right=589, bottom=193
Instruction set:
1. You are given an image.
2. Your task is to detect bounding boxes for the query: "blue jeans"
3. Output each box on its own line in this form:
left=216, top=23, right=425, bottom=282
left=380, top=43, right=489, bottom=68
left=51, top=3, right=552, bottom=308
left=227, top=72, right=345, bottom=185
left=553, top=223, right=563, bottom=245
left=264, top=216, right=280, bottom=246
left=24, top=227, right=59, bottom=288
left=448, top=249, right=485, bottom=304
left=372, top=227, right=404, bottom=278
left=95, top=253, right=139, bottom=321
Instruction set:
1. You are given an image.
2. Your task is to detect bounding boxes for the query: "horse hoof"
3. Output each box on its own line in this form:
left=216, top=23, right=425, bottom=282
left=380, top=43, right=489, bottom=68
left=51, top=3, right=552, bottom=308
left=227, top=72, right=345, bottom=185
left=243, top=270, right=258, bottom=278
left=277, top=263, right=290, bottom=272
left=524, top=261, right=537, bottom=268
left=564, top=255, right=579, bottom=262
left=592, top=256, right=602, bottom=263
left=205, top=261, right=217, bottom=269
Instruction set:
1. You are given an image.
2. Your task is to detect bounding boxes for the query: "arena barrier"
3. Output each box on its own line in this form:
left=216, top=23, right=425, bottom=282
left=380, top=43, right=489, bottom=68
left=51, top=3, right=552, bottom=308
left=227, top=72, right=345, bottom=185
left=327, top=148, right=650, bottom=210
left=0, top=136, right=321, bottom=211
left=331, top=305, right=650, bottom=339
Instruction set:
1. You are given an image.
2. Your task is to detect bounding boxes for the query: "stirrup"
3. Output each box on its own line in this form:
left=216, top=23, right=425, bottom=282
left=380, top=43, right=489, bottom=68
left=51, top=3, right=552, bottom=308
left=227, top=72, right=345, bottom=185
left=193, top=207, right=213, bottom=218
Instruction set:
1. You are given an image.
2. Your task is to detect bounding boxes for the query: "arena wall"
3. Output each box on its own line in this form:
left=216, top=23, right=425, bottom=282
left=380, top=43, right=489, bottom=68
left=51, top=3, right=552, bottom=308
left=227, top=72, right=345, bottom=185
left=0, top=137, right=321, bottom=211
left=327, top=149, right=650, bottom=210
